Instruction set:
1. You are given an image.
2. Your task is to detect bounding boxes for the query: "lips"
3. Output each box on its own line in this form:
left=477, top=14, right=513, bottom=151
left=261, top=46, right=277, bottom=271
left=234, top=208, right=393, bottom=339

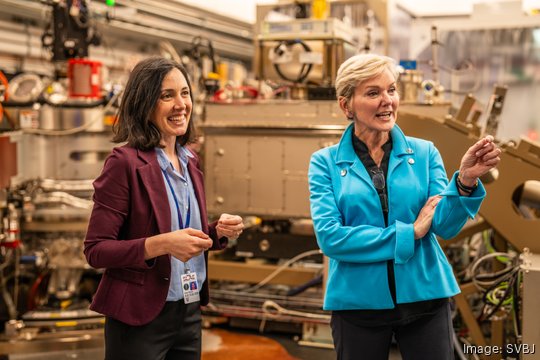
left=376, top=111, right=393, bottom=119
left=167, top=114, right=186, bottom=123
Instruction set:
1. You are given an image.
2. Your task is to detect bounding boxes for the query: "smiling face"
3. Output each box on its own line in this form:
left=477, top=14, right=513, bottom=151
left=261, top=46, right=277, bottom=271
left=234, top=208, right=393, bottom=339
left=341, top=68, right=399, bottom=137
left=151, top=67, right=192, bottom=146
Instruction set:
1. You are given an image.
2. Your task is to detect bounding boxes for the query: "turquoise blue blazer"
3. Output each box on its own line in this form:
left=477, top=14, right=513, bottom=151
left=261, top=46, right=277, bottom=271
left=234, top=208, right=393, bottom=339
left=309, top=123, right=485, bottom=310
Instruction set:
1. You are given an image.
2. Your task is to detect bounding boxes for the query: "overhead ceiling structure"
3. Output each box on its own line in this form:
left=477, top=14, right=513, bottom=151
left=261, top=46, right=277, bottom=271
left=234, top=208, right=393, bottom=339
left=0, top=0, right=254, bottom=66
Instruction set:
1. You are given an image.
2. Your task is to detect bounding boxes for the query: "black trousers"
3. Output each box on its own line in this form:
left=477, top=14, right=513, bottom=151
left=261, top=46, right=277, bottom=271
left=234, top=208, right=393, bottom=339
left=104, top=301, right=201, bottom=360
left=331, top=302, right=454, bottom=360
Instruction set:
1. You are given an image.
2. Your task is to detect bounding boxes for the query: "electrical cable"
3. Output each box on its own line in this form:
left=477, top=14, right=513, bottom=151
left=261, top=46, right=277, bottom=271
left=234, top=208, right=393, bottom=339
left=453, top=332, right=469, bottom=360
left=511, top=271, right=521, bottom=337
left=470, top=252, right=517, bottom=291
left=244, top=249, right=322, bottom=293
left=273, top=39, right=313, bottom=84
left=262, top=300, right=330, bottom=320
left=479, top=267, right=518, bottom=321
left=286, top=274, right=322, bottom=296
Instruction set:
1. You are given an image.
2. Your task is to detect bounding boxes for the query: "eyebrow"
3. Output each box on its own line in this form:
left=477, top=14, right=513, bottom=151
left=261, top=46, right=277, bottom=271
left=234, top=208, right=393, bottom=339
left=364, top=83, right=396, bottom=90
left=160, top=87, right=189, bottom=92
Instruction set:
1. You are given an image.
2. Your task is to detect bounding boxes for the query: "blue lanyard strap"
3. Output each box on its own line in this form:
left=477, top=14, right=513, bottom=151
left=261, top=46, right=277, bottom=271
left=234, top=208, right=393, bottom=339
left=161, top=168, right=191, bottom=229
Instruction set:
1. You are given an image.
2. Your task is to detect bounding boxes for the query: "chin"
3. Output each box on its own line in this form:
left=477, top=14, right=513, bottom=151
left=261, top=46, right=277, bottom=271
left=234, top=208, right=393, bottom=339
left=171, top=125, right=188, bottom=136
left=376, top=121, right=394, bottom=131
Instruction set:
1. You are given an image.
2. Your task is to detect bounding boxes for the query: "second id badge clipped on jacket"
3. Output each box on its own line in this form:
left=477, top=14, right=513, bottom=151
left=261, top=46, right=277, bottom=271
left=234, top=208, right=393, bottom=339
left=181, top=271, right=200, bottom=304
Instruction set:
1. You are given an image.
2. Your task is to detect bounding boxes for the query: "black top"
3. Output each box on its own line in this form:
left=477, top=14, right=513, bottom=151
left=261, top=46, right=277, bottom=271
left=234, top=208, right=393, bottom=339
left=332, top=130, right=447, bottom=327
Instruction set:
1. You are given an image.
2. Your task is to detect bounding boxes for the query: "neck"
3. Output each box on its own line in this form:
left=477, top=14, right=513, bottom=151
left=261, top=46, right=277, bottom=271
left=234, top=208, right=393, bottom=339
left=161, top=136, right=177, bottom=161
left=354, top=126, right=389, bottom=153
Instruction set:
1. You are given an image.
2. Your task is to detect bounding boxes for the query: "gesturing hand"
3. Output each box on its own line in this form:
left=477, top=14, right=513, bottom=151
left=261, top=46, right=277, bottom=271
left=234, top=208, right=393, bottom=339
left=414, top=195, right=441, bottom=240
left=216, top=213, right=244, bottom=240
left=459, top=135, right=501, bottom=186
left=168, top=228, right=212, bottom=262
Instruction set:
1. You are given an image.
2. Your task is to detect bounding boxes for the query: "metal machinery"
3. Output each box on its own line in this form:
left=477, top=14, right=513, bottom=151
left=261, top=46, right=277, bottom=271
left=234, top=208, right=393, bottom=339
left=0, top=0, right=254, bottom=357
left=201, top=0, right=381, bottom=344
left=201, top=2, right=540, bottom=358
left=253, top=0, right=387, bottom=100
left=0, top=1, right=114, bottom=355
left=202, top=94, right=540, bottom=357
left=399, top=99, right=540, bottom=360
left=0, top=0, right=538, bottom=358
left=204, top=97, right=540, bottom=359
left=202, top=100, right=345, bottom=343
left=396, top=3, right=540, bottom=357
left=255, top=17, right=356, bottom=99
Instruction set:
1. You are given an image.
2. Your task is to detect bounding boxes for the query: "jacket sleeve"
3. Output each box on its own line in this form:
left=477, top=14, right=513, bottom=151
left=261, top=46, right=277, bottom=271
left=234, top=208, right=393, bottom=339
left=428, top=143, right=486, bottom=239
left=84, top=147, right=150, bottom=270
left=309, top=150, right=415, bottom=264
left=208, top=220, right=227, bottom=250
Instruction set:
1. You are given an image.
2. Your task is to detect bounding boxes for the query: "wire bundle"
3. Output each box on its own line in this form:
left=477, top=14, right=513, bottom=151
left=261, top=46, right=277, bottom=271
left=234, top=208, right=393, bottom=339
left=470, top=250, right=521, bottom=328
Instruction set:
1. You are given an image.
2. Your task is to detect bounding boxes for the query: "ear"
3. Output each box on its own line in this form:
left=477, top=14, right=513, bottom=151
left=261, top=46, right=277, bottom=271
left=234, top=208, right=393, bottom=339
left=338, top=97, right=352, bottom=119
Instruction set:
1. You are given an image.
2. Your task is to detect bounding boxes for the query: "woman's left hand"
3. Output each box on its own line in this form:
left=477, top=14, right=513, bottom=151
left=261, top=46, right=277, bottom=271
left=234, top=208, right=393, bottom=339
left=216, top=213, right=244, bottom=240
left=459, top=135, right=501, bottom=186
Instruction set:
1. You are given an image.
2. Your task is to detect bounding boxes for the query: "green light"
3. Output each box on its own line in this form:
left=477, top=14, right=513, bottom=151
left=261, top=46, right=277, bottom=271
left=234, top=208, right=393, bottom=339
left=106, top=0, right=115, bottom=6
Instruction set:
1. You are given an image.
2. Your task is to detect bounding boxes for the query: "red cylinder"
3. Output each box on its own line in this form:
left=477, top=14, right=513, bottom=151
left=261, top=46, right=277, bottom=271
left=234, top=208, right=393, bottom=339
left=68, top=58, right=102, bottom=99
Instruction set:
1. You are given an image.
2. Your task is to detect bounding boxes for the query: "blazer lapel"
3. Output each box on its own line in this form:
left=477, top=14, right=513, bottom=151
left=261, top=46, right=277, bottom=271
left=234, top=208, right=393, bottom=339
left=336, top=123, right=377, bottom=187
left=137, top=149, right=171, bottom=235
left=387, top=125, right=411, bottom=178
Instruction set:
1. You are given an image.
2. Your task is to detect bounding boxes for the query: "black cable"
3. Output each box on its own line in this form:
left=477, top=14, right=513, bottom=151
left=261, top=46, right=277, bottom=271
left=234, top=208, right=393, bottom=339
left=286, top=275, right=322, bottom=296
left=475, top=265, right=515, bottom=281
left=512, top=271, right=521, bottom=336
left=273, top=39, right=313, bottom=84
left=479, top=267, right=519, bottom=321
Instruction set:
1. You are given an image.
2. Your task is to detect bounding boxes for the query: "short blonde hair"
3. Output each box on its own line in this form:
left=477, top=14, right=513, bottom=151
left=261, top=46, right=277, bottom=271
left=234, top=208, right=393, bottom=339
left=335, top=53, right=399, bottom=106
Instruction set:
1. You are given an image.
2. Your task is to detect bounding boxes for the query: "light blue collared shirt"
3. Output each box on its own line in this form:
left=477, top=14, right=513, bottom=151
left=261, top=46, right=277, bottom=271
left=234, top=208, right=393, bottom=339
left=156, top=144, right=206, bottom=302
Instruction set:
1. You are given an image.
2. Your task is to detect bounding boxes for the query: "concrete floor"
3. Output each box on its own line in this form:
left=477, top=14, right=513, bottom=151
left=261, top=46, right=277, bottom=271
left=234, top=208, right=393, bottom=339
left=2, top=327, right=404, bottom=360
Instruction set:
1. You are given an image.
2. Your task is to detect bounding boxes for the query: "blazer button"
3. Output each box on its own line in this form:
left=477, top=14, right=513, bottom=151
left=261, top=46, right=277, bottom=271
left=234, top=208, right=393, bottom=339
left=164, top=277, right=169, bottom=281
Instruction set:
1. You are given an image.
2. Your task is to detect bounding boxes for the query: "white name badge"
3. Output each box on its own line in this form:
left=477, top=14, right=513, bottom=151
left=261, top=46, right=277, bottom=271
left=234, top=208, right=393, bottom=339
left=181, top=272, right=200, bottom=304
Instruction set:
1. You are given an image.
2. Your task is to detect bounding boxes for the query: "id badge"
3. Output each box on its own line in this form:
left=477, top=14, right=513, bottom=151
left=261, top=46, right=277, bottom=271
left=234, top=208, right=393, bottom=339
left=181, top=272, right=200, bottom=304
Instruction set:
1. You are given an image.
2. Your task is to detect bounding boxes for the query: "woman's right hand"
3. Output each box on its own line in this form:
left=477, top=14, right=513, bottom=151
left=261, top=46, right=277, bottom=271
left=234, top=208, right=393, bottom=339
left=167, top=228, right=213, bottom=262
left=145, top=228, right=213, bottom=261
left=413, top=195, right=442, bottom=239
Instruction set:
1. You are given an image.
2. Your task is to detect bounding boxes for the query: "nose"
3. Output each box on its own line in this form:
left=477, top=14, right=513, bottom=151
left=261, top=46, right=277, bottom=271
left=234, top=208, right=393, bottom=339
left=173, top=94, right=186, bottom=110
left=381, top=91, right=393, bottom=106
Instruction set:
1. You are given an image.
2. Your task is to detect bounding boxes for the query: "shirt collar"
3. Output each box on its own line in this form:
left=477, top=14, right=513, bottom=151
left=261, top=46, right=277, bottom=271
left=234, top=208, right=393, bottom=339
left=155, top=143, right=194, bottom=171
left=351, top=131, right=393, bottom=155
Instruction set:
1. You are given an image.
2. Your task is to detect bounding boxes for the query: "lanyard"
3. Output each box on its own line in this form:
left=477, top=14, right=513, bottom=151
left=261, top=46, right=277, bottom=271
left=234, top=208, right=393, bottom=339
left=161, top=168, right=191, bottom=230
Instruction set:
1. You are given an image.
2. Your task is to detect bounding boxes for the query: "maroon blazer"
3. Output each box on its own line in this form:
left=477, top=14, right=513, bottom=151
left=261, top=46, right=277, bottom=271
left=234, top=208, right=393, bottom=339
left=84, top=145, right=226, bottom=326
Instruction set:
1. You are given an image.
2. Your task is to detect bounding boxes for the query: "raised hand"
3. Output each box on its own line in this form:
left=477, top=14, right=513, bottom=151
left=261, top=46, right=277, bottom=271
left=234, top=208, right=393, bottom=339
left=459, top=135, right=501, bottom=186
left=216, top=213, right=244, bottom=240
